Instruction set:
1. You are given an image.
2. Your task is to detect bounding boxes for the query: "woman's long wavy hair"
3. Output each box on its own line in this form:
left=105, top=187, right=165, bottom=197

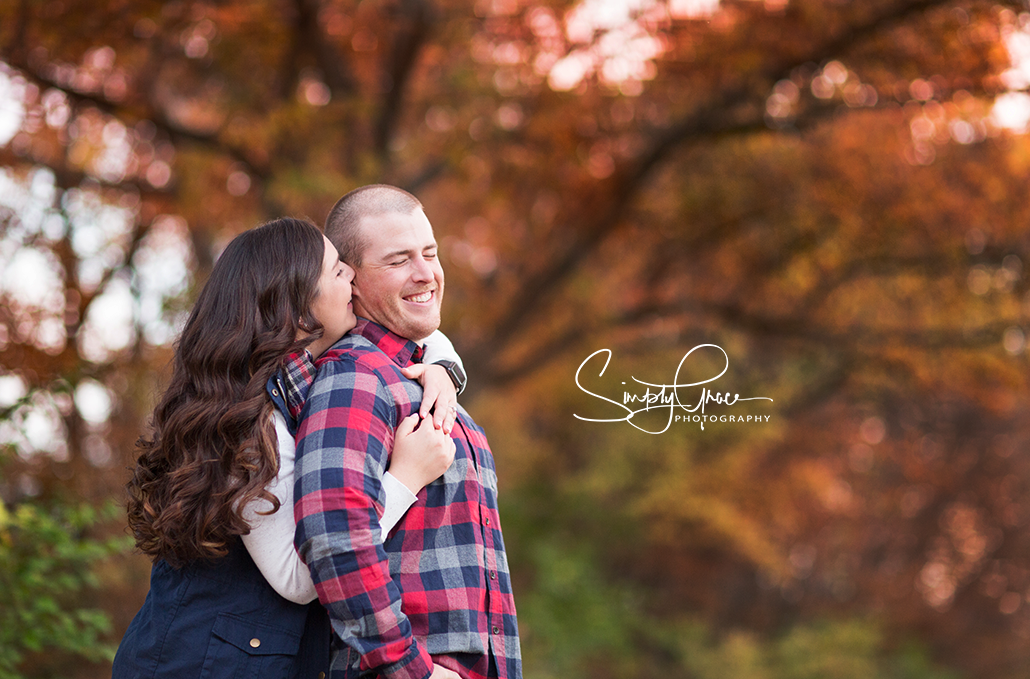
left=127, top=217, right=327, bottom=567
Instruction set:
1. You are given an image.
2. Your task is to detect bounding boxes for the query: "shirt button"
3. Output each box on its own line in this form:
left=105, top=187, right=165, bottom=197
left=492, top=626, right=501, bottom=634
left=490, top=571, right=497, bottom=580
left=249, top=638, right=261, bottom=648
left=485, top=517, right=491, bottom=525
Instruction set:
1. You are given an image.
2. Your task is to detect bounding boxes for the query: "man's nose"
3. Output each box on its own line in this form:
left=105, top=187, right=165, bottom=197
left=411, top=256, right=433, bottom=282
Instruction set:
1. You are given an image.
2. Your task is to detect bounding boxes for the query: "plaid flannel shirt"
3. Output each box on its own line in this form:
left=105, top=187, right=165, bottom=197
left=290, top=319, right=521, bottom=679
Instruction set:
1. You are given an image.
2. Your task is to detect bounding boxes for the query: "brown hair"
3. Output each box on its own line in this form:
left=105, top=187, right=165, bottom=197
left=126, top=217, right=326, bottom=567
left=324, top=184, right=421, bottom=267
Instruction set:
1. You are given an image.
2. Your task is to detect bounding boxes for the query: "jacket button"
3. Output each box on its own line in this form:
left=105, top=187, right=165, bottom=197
left=318, top=674, right=326, bottom=679
left=272, top=388, right=280, bottom=397
left=249, top=638, right=261, bottom=648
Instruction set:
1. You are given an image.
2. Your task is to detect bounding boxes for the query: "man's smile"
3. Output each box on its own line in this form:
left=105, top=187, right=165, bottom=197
left=404, top=289, right=435, bottom=304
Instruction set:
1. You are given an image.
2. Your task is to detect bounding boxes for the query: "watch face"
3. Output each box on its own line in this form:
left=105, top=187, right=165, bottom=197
left=438, top=360, right=467, bottom=392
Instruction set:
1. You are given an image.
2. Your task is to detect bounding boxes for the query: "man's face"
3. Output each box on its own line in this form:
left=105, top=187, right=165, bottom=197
left=351, top=208, right=444, bottom=341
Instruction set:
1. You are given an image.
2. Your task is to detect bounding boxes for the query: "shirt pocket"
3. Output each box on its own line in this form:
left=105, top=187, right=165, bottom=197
left=198, top=613, right=303, bottom=679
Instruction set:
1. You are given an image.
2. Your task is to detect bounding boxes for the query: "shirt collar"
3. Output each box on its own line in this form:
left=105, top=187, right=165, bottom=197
left=351, top=317, right=424, bottom=367
left=279, top=320, right=425, bottom=419
left=281, top=350, right=316, bottom=420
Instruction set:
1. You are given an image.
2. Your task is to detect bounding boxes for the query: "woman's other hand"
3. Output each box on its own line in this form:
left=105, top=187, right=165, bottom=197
left=389, top=413, right=456, bottom=494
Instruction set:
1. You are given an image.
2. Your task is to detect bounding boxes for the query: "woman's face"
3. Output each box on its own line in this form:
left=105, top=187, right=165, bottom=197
left=307, top=235, right=356, bottom=355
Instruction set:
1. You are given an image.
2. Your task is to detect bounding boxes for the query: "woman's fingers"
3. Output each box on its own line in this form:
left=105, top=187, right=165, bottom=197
left=442, top=401, right=457, bottom=434
left=399, top=364, right=425, bottom=380
left=402, top=364, right=458, bottom=429
left=395, top=412, right=419, bottom=437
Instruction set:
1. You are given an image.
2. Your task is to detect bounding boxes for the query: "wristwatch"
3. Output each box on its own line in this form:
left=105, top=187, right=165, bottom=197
left=433, top=360, right=467, bottom=395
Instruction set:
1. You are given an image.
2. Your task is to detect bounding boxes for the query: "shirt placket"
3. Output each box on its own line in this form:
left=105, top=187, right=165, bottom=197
left=483, top=477, right=508, bottom=670
left=456, top=418, right=507, bottom=672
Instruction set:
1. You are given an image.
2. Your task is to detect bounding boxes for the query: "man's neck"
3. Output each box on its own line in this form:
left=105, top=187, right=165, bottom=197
left=350, top=318, right=424, bottom=366
left=352, top=315, right=424, bottom=344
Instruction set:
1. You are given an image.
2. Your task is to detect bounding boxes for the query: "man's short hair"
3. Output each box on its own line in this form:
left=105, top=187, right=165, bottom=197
left=324, top=184, right=422, bottom=267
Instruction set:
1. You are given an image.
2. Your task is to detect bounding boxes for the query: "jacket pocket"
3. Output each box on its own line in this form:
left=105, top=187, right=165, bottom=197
left=198, top=613, right=303, bottom=679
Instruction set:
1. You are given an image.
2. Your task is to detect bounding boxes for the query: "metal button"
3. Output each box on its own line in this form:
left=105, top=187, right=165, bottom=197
left=272, top=388, right=279, bottom=397
left=318, top=673, right=326, bottom=679
left=249, top=638, right=261, bottom=648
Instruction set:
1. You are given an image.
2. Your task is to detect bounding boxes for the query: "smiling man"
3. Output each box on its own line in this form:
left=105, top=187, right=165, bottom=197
left=292, top=185, right=521, bottom=679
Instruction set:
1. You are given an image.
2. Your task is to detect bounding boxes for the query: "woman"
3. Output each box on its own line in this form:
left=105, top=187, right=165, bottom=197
left=113, top=218, right=459, bottom=679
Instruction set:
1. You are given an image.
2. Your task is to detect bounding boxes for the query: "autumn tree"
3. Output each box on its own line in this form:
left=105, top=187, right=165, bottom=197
left=2, top=0, right=1029, bottom=677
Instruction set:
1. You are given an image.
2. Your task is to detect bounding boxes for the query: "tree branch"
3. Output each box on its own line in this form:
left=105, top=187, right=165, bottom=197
left=636, top=297, right=1017, bottom=353
left=1, top=57, right=272, bottom=180
left=0, top=147, right=173, bottom=198
left=476, top=0, right=966, bottom=371
left=294, top=0, right=356, bottom=95
left=375, top=0, right=434, bottom=161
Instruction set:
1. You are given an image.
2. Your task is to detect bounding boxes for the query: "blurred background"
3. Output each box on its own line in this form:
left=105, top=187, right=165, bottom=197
left=1, top=0, right=1029, bottom=677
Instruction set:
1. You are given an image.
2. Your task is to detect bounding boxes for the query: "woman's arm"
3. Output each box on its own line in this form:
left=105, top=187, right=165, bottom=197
left=240, top=410, right=317, bottom=603
left=241, top=411, right=423, bottom=604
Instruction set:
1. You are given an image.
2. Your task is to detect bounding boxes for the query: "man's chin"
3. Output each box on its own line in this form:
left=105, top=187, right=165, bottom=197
left=408, top=323, right=441, bottom=342
left=398, top=315, right=441, bottom=342
left=357, top=307, right=440, bottom=341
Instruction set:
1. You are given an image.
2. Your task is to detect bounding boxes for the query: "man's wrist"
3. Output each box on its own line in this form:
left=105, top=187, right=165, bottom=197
left=432, top=359, right=466, bottom=395
left=380, top=641, right=433, bottom=679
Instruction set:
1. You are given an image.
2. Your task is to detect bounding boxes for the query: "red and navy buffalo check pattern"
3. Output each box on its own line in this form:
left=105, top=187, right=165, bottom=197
left=291, top=319, right=521, bottom=679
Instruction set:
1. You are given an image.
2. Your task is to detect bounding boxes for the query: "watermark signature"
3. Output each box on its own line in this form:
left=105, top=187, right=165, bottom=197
left=574, top=345, right=774, bottom=434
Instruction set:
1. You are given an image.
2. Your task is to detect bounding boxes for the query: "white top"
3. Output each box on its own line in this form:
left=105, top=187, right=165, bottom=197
left=240, top=329, right=461, bottom=604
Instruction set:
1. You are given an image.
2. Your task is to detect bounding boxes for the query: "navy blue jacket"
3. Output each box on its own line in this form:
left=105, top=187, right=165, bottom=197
left=112, top=380, right=330, bottom=679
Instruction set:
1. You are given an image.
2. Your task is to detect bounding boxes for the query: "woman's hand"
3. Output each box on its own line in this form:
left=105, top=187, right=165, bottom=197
left=388, top=413, right=456, bottom=495
left=400, top=363, right=459, bottom=434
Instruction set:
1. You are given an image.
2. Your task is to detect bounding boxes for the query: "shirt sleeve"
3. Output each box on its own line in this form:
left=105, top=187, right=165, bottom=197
left=242, top=411, right=419, bottom=605
left=421, top=329, right=464, bottom=374
left=293, top=359, right=433, bottom=679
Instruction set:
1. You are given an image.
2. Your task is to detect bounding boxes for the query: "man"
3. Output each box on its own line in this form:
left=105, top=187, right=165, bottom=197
left=291, top=185, right=521, bottom=679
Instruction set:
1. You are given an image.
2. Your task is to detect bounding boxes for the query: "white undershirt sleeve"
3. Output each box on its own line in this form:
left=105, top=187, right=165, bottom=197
left=241, top=410, right=418, bottom=604
left=421, top=329, right=464, bottom=374
left=380, top=472, right=418, bottom=535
